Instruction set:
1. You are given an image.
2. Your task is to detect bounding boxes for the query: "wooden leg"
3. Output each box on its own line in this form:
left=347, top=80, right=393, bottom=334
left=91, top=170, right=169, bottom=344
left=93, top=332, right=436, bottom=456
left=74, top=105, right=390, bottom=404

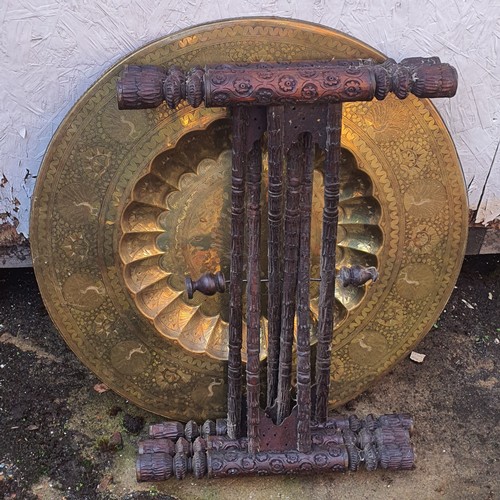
left=227, top=106, right=248, bottom=439
left=246, top=138, right=263, bottom=453
left=266, top=105, right=285, bottom=408
left=276, top=137, right=304, bottom=425
left=314, top=103, right=343, bottom=423
left=296, top=133, right=314, bottom=452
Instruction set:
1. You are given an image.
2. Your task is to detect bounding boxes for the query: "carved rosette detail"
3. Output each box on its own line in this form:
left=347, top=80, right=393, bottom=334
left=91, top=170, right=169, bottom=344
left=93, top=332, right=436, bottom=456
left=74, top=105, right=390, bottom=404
left=322, top=71, right=341, bottom=88
left=136, top=413, right=414, bottom=480
left=278, top=75, right=297, bottom=92
left=212, top=91, right=230, bottom=106
left=256, top=63, right=274, bottom=80
left=255, top=88, right=274, bottom=104
left=233, top=78, right=253, bottom=96
left=301, top=83, right=318, bottom=99
left=344, top=80, right=362, bottom=98
left=211, top=72, right=227, bottom=85
left=118, top=58, right=457, bottom=110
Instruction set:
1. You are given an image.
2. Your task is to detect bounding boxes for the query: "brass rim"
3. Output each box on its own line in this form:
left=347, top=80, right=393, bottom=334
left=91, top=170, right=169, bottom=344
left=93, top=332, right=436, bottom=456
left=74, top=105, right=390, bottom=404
left=31, top=17, right=468, bottom=420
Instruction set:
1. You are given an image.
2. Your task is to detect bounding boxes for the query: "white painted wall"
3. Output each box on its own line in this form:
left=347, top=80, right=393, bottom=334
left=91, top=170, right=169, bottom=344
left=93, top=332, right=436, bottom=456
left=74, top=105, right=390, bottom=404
left=1, top=0, right=499, bottom=238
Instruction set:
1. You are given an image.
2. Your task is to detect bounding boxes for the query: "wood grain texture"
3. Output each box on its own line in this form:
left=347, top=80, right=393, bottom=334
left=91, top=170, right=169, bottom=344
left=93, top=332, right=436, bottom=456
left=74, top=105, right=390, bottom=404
left=276, top=138, right=304, bottom=425
left=266, top=105, right=285, bottom=408
left=245, top=137, right=263, bottom=454
left=314, top=103, right=343, bottom=423
left=296, top=133, right=314, bottom=452
left=226, top=106, right=247, bottom=440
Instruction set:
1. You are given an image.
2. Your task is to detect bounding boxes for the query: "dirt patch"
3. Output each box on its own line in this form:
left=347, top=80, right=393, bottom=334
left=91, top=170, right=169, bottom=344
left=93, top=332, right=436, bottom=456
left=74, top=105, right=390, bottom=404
left=0, top=255, right=499, bottom=499
left=0, top=332, right=60, bottom=363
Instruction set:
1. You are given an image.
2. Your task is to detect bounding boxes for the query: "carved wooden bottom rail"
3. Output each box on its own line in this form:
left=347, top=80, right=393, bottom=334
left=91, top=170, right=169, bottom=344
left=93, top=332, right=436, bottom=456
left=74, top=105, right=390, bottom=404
left=136, top=413, right=415, bottom=481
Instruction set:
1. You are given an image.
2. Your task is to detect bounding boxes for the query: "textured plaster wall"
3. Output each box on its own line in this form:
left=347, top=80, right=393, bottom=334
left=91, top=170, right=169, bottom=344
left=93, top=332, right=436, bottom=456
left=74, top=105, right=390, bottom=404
left=1, top=0, right=499, bottom=238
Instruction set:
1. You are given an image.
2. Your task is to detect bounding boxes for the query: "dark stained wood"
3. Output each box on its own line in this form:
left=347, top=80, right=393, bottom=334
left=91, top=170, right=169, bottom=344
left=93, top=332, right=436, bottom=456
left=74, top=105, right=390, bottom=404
left=266, top=105, right=285, bottom=408
left=118, top=58, right=459, bottom=110
left=185, top=271, right=226, bottom=299
left=314, top=103, right=343, bottom=423
left=226, top=106, right=247, bottom=440
left=276, top=137, right=304, bottom=425
left=296, top=133, right=314, bottom=452
left=245, top=138, right=263, bottom=454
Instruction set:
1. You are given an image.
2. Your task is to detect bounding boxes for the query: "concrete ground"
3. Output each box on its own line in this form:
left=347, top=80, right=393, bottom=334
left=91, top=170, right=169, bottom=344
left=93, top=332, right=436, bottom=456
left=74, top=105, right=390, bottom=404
left=0, top=255, right=499, bottom=499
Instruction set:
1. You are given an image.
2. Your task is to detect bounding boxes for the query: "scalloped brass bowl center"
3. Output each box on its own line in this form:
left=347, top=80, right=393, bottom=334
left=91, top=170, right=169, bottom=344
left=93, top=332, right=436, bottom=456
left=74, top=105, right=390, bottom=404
left=120, top=120, right=382, bottom=360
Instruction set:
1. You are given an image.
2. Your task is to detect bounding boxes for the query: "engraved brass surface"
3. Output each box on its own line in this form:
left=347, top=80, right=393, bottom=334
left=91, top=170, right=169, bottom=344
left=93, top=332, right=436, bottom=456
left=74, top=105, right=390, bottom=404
left=31, top=18, right=468, bottom=420
left=121, top=120, right=381, bottom=360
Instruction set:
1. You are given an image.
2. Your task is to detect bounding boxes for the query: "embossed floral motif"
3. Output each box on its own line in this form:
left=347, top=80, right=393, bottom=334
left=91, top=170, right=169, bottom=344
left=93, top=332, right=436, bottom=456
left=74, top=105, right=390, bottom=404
left=403, top=180, right=447, bottom=218
left=363, top=97, right=406, bottom=142
left=408, top=224, right=439, bottom=254
left=233, top=77, right=253, bottom=95
left=328, top=446, right=342, bottom=457
left=241, top=456, right=256, bottom=469
left=211, top=458, right=223, bottom=471
left=314, top=453, right=328, bottom=466
left=396, top=140, right=429, bottom=174
left=255, top=88, right=274, bottom=104
left=270, top=459, right=285, bottom=473
left=93, top=311, right=117, bottom=337
left=322, top=71, right=341, bottom=88
left=285, top=452, right=299, bottom=464
left=84, top=147, right=111, bottom=179
left=344, top=79, right=361, bottom=97
left=155, top=366, right=192, bottom=389
left=301, top=83, right=318, bottom=99
left=278, top=75, right=297, bottom=92
left=62, top=232, right=89, bottom=261
left=211, top=72, right=227, bottom=85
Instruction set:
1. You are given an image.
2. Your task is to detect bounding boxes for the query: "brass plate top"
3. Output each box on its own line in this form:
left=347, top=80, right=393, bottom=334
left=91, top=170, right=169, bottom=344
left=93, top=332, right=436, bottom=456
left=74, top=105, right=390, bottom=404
left=31, top=17, right=468, bottom=420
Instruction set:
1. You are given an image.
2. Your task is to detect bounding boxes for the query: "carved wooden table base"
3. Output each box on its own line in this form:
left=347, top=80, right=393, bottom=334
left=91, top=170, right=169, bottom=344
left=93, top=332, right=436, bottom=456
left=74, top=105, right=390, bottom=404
left=117, top=53, right=456, bottom=481
left=136, top=412, right=415, bottom=480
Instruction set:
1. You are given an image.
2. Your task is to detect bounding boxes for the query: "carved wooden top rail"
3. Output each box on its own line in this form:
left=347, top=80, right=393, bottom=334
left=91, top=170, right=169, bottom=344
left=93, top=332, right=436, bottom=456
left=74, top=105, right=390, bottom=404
left=117, top=57, right=457, bottom=110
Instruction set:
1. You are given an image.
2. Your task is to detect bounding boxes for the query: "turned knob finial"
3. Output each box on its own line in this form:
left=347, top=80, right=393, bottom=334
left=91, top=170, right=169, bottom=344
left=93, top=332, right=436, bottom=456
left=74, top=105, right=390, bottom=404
left=338, top=265, right=378, bottom=287
left=185, top=271, right=226, bottom=299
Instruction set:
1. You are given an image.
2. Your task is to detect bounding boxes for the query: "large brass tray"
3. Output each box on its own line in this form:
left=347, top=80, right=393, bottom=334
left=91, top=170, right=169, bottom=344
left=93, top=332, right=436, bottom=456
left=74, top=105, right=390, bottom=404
left=31, top=18, right=468, bottom=420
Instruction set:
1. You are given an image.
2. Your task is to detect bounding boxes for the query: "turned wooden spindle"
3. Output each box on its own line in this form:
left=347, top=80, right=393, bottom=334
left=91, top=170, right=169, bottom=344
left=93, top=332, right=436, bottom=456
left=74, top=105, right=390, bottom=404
left=338, top=265, right=379, bottom=287
left=185, top=271, right=226, bottom=299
